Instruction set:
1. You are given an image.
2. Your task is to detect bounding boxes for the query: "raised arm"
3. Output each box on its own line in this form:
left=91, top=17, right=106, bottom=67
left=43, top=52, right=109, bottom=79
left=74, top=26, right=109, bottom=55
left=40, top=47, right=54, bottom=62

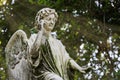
left=29, top=30, right=43, bottom=58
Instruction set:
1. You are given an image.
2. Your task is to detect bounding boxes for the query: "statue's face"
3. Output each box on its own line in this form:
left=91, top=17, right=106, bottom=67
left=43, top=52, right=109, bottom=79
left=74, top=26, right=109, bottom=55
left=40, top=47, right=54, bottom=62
left=41, top=14, right=56, bottom=32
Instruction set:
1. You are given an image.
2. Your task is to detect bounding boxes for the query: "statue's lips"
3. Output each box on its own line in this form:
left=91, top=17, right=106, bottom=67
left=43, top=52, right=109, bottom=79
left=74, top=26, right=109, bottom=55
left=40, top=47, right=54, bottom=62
left=44, top=26, right=53, bottom=31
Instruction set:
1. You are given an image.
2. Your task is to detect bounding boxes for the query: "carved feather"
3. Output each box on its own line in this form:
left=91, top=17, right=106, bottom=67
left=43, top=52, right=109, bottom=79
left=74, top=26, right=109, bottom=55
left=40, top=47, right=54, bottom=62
left=5, top=30, right=31, bottom=80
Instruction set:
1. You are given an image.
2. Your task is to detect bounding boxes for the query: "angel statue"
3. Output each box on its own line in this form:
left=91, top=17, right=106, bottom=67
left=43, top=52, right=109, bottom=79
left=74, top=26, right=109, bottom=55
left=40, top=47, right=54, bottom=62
left=5, top=8, right=90, bottom=80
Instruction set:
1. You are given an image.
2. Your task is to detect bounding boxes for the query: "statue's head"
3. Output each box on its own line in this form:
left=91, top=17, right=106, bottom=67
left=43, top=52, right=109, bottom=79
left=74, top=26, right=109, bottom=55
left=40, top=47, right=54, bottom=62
left=35, top=8, right=58, bottom=31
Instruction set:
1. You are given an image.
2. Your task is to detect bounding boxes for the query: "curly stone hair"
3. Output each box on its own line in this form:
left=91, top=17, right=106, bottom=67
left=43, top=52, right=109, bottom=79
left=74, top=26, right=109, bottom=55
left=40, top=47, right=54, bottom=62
left=34, top=8, right=58, bottom=29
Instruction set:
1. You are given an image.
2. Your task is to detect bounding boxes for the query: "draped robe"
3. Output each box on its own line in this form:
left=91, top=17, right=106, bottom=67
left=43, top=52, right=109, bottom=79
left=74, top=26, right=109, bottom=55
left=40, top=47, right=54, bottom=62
left=29, top=34, right=72, bottom=80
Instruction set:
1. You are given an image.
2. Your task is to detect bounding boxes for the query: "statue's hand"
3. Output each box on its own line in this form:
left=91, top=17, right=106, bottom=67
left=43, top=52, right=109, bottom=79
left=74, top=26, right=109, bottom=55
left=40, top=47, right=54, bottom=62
left=79, top=69, right=86, bottom=73
left=79, top=66, right=92, bottom=73
left=38, top=20, right=45, bottom=31
left=69, top=59, right=93, bottom=74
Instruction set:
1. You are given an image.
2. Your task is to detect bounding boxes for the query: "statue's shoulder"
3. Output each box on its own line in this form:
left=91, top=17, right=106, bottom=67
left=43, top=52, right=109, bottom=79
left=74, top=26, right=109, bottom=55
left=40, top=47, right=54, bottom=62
left=50, top=35, right=60, bottom=42
left=50, top=36, right=64, bottom=47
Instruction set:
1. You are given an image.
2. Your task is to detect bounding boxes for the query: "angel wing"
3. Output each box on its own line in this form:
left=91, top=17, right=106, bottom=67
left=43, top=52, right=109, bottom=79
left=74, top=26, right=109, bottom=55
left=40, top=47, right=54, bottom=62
left=5, top=30, right=31, bottom=80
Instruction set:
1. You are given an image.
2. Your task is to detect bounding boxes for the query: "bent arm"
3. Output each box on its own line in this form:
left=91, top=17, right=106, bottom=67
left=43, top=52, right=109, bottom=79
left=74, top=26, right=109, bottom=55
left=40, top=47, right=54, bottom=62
left=59, top=41, right=88, bottom=73
left=29, top=30, right=43, bottom=58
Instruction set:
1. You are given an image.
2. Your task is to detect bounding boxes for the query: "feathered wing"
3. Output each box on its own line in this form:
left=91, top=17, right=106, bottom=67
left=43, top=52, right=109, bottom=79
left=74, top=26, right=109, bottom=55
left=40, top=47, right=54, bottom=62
left=5, top=30, right=31, bottom=80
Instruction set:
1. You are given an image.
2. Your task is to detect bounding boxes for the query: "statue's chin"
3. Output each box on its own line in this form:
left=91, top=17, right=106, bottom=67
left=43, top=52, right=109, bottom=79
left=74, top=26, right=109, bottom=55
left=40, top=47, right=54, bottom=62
left=44, top=27, right=53, bottom=32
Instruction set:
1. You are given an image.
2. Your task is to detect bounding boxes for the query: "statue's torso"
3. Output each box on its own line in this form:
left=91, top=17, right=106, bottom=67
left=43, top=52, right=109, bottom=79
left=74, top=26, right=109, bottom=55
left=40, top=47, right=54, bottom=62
left=31, top=35, right=70, bottom=80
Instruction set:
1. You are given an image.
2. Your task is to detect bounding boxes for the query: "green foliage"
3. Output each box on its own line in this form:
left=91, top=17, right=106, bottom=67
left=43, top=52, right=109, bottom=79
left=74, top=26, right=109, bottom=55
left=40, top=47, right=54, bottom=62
left=29, top=0, right=120, bottom=25
left=0, top=49, right=6, bottom=80
left=0, top=0, right=120, bottom=80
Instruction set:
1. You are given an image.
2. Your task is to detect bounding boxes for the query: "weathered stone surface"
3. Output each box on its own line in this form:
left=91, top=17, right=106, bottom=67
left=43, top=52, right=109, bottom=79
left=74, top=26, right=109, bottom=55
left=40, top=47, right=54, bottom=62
left=5, top=8, right=90, bottom=80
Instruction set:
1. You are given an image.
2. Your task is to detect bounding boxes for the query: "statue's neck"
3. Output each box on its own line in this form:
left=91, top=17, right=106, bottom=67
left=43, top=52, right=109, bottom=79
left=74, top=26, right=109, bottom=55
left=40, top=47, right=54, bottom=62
left=43, top=30, right=51, bottom=38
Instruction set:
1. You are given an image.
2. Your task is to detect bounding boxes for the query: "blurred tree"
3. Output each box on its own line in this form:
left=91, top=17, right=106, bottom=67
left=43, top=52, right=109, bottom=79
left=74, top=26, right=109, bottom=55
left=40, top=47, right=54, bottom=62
left=0, top=0, right=120, bottom=80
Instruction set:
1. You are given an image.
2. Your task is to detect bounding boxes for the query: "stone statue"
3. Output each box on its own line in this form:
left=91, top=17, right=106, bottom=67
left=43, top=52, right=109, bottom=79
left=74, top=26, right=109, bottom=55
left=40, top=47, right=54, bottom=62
left=5, top=8, right=90, bottom=80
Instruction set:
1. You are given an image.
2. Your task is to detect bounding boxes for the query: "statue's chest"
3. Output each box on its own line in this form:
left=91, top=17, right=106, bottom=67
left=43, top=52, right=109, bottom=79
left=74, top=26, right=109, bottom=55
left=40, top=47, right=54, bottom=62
left=48, top=38, right=63, bottom=60
left=41, top=37, right=63, bottom=63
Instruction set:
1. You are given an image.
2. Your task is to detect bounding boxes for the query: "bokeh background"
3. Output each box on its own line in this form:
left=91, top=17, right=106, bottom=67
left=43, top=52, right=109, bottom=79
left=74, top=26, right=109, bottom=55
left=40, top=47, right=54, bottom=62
left=0, top=0, right=120, bottom=80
